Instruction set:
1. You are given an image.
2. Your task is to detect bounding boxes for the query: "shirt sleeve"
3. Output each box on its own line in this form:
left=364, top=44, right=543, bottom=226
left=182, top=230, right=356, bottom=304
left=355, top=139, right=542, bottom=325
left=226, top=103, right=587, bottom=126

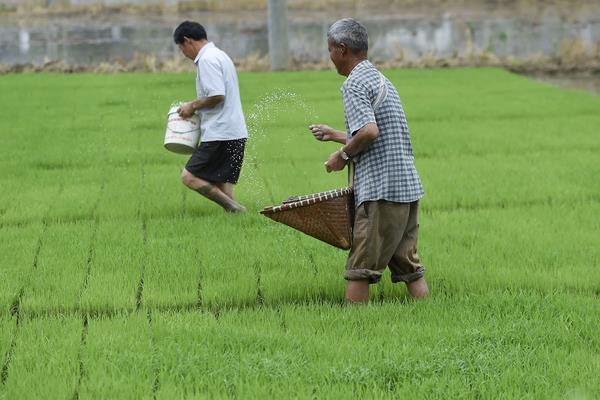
left=198, top=58, right=226, bottom=97
left=343, top=82, right=376, bottom=136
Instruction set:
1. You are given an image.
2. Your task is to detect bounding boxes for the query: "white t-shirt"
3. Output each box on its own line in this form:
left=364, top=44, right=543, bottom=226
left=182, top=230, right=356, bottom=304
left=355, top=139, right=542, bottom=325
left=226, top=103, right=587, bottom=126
left=194, top=42, right=248, bottom=142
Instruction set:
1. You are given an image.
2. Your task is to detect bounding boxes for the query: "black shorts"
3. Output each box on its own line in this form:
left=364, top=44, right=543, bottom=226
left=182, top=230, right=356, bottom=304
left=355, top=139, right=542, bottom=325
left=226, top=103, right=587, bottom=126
left=185, top=138, right=246, bottom=184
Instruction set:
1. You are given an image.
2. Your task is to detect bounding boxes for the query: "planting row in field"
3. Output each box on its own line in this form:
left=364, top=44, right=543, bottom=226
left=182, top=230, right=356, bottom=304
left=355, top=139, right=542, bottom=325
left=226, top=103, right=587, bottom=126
left=1, top=292, right=599, bottom=398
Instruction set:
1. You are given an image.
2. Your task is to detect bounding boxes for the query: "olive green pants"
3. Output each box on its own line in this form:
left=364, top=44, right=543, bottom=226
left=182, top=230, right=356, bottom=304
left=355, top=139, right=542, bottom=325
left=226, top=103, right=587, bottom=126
left=345, top=200, right=425, bottom=284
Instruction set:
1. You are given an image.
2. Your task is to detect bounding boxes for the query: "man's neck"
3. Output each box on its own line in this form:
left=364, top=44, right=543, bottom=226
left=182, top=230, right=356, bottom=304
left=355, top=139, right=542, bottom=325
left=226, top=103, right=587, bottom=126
left=342, top=57, right=367, bottom=76
left=193, top=39, right=210, bottom=58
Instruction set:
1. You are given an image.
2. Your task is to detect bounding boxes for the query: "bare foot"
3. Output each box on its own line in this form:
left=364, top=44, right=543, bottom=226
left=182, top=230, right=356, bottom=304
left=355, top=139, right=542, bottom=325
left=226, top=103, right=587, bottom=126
left=345, top=280, right=369, bottom=304
left=225, top=203, right=247, bottom=213
left=407, top=277, right=429, bottom=299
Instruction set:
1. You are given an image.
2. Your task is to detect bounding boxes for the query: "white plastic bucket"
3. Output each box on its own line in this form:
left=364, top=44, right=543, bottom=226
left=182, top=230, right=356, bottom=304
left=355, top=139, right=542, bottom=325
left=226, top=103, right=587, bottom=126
left=163, top=104, right=200, bottom=154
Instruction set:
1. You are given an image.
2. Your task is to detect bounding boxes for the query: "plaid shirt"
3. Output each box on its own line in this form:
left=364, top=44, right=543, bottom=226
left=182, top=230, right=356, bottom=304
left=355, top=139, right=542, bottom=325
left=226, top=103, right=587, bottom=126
left=342, top=60, right=424, bottom=206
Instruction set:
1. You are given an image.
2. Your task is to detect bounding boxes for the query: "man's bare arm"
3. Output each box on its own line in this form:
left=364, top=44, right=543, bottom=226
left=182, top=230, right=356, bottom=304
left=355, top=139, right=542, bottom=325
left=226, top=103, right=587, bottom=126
left=324, top=123, right=379, bottom=173
left=309, top=124, right=347, bottom=144
left=343, top=123, right=379, bottom=157
left=191, top=95, right=225, bottom=110
left=178, top=95, right=225, bottom=117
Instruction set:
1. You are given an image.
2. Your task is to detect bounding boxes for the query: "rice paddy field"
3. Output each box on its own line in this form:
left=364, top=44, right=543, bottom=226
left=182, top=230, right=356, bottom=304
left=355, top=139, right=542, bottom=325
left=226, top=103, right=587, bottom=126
left=0, top=68, right=599, bottom=399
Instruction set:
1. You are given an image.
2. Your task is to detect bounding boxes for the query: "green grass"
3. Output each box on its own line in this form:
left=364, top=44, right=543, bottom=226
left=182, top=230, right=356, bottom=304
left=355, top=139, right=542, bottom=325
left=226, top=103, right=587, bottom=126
left=0, top=68, right=599, bottom=398
left=1, top=316, right=81, bottom=398
left=79, top=313, right=155, bottom=399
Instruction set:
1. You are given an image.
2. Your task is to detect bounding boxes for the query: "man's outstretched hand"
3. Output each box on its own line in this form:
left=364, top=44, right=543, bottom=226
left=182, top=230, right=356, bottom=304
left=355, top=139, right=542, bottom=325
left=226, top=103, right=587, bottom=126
left=309, top=124, right=336, bottom=141
left=309, top=124, right=348, bottom=172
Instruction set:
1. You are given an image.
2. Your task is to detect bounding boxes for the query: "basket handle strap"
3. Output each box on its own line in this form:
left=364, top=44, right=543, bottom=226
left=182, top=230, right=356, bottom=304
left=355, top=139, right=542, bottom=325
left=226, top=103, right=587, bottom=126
left=372, top=72, right=388, bottom=111
left=344, top=72, right=385, bottom=189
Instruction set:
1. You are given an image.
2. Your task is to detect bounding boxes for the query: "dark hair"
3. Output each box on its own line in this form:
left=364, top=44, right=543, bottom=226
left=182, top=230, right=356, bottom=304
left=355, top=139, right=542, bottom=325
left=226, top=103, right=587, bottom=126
left=173, top=21, right=207, bottom=44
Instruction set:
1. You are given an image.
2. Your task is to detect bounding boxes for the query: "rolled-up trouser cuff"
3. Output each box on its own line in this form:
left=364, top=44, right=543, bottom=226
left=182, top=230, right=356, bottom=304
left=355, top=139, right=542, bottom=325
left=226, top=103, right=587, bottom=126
left=344, top=269, right=383, bottom=284
left=391, top=267, right=425, bottom=284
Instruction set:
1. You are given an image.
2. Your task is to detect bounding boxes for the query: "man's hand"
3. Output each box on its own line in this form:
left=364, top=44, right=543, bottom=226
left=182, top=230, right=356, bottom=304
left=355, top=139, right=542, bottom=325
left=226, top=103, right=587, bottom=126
left=324, top=150, right=346, bottom=173
left=309, top=124, right=336, bottom=141
left=177, top=102, right=196, bottom=118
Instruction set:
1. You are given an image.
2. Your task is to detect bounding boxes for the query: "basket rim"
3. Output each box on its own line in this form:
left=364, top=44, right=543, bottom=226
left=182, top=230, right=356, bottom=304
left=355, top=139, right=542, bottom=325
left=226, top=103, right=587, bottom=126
left=260, top=187, right=353, bottom=215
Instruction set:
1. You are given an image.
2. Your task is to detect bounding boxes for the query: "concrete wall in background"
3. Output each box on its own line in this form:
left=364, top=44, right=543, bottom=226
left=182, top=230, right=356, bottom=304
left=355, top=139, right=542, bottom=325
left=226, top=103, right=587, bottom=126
left=0, top=0, right=180, bottom=7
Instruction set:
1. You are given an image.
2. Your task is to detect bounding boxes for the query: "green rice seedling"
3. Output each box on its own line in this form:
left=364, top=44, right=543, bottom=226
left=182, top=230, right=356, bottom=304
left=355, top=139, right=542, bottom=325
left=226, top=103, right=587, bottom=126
left=0, top=316, right=81, bottom=399
left=0, top=75, right=104, bottom=164
left=247, top=230, right=317, bottom=304
left=0, top=184, right=62, bottom=228
left=44, top=174, right=105, bottom=224
left=95, top=167, right=143, bottom=220
left=0, top=316, right=16, bottom=366
left=79, top=220, right=144, bottom=313
left=411, top=115, right=600, bottom=160
left=386, top=68, right=600, bottom=123
left=307, top=244, right=355, bottom=301
left=151, top=311, right=225, bottom=398
left=255, top=157, right=344, bottom=205
left=421, top=202, right=600, bottom=296
left=185, top=214, right=312, bottom=308
left=0, top=68, right=599, bottom=398
left=198, top=224, right=266, bottom=308
left=0, top=225, right=42, bottom=314
left=78, top=313, right=155, bottom=399
left=239, top=70, right=345, bottom=108
left=417, top=149, right=600, bottom=212
left=274, top=293, right=600, bottom=398
left=0, top=178, right=19, bottom=217
left=20, top=221, right=93, bottom=313
left=140, top=164, right=192, bottom=220
left=143, top=218, right=205, bottom=309
left=259, top=227, right=347, bottom=305
left=142, top=292, right=600, bottom=398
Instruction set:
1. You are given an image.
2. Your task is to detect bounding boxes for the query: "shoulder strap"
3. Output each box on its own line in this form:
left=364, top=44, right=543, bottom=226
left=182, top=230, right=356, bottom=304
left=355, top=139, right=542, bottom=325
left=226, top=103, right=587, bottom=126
left=372, top=72, right=388, bottom=110
left=348, top=72, right=387, bottom=189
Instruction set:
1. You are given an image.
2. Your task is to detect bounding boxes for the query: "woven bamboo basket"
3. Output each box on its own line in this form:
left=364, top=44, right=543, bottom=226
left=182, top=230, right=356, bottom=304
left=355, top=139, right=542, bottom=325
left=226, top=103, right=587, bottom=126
left=260, top=187, right=354, bottom=250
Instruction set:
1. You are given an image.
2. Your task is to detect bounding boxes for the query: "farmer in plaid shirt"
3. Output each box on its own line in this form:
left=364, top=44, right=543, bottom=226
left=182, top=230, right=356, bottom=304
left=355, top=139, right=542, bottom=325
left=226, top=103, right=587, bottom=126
left=309, top=18, right=429, bottom=303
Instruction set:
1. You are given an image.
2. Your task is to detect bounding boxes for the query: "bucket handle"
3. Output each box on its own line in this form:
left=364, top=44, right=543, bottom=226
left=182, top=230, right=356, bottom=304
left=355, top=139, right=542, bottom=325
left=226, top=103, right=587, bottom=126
left=166, top=111, right=200, bottom=134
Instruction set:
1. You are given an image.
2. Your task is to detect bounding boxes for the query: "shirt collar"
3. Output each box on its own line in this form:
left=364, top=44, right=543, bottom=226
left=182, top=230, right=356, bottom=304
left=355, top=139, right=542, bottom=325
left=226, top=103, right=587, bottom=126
left=348, top=59, right=371, bottom=78
left=194, top=42, right=215, bottom=64
left=341, top=59, right=372, bottom=90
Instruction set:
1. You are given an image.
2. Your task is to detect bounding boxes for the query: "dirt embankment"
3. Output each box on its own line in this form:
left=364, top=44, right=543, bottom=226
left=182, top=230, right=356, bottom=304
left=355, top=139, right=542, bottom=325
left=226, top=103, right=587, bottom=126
left=2, top=41, right=599, bottom=75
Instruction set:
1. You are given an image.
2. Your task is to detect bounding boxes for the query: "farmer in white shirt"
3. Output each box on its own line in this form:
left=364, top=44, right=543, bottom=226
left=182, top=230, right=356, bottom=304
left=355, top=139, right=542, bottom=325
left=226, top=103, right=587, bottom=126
left=174, top=21, right=248, bottom=213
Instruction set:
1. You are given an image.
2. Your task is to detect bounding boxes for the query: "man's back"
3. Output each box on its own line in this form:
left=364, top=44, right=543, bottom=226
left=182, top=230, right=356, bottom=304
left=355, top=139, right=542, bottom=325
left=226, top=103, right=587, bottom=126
left=342, top=60, right=424, bottom=206
left=195, top=43, right=248, bottom=142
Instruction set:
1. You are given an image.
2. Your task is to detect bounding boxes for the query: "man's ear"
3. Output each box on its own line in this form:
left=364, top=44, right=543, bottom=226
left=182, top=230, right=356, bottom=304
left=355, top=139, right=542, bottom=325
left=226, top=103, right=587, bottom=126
left=339, top=42, right=348, bottom=56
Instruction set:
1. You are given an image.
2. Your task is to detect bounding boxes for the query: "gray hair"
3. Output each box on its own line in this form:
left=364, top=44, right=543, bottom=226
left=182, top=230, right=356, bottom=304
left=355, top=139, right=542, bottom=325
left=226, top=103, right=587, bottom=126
left=327, top=18, right=369, bottom=53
